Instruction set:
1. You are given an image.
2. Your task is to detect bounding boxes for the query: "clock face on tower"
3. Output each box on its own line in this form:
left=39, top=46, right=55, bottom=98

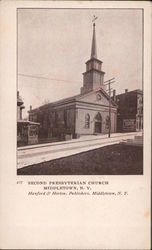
left=96, top=93, right=102, bottom=101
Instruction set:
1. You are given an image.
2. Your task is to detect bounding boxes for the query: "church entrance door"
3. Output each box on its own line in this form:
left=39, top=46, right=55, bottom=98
left=94, top=113, right=102, bottom=133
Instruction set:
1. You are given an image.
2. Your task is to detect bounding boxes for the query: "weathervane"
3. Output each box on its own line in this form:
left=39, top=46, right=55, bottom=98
left=92, top=15, right=98, bottom=25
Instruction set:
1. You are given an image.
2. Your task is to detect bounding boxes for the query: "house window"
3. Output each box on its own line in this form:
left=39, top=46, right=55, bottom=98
left=85, top=114, right=90, bottom=128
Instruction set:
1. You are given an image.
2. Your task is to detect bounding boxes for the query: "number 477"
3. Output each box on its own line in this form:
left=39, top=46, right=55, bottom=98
left=17, top=181, right=23, bottom=185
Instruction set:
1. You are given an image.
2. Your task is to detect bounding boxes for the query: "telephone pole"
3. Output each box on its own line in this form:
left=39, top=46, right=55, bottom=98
left=104, top=78, right=115, bottom=138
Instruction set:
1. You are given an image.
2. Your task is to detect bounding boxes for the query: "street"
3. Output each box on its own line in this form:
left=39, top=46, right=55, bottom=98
left=17, top=132, right=142, bottom=169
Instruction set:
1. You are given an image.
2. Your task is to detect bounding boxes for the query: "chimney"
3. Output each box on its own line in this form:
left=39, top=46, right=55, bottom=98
left=113, top=89, right=116, bottom=102
left=125, top=89, right=128, bottom=93
left=30, top=105, right=32, bottom=111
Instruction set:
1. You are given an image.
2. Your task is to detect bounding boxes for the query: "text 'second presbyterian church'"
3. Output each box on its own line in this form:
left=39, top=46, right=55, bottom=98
left=29, top=22, right=117, bottom=140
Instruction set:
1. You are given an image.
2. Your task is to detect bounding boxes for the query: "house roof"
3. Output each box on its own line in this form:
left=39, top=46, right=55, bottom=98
left=17, top=120, right=40, bottom=125
left=116, top=89, right=143, bottom=97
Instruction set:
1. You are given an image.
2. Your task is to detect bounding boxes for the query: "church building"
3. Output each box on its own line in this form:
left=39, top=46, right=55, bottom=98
left=28, top=22, right=117, bottom=141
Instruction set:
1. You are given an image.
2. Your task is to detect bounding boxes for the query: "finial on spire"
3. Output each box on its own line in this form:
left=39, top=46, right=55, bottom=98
left=92, top=15, right=98, bottom=25
left=91, top=15, right=98, bottom=59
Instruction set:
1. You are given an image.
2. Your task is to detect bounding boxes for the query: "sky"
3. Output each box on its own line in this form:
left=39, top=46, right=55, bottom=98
left=18, top=8, right=143, bottom=118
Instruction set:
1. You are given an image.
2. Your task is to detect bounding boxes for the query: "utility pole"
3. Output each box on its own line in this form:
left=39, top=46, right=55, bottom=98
left=104, top=78, right=115, bottom=138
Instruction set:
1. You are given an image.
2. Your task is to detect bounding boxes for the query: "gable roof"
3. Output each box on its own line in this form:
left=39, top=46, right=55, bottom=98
left=76, top=87, right=117, bottom=106
left=29, top=87, right=117, bottom=113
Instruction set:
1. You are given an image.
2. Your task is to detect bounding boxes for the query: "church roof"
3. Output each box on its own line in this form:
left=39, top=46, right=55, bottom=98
left=77, top=87, right=117, bottom=107
left=29, top=93, right=81, bottom=112
left=29, top=87, right=117, bottom=113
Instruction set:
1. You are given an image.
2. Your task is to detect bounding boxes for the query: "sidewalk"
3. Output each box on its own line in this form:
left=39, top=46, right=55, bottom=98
left=17, top=132, right=142, bottom=169
left=18, top=132, right=142, bottom=151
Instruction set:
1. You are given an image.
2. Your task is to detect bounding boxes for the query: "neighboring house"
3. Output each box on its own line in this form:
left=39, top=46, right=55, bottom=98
left=17, top=91, right=40, bottom=146
left=28, top=22, right=117, bottom=141
left=115, top=89, right=143, bottom=132
left=17, top=90, right=25, bottom=120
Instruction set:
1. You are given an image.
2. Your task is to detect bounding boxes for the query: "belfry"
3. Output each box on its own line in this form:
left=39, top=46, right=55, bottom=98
left=81, top=22, right=105, bottom=94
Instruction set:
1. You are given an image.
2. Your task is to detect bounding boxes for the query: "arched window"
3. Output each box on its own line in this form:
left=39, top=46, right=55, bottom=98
left=94, top=112, right=102, bottom=133
left=106, top=115, right=110, bottom=129
left=95, top=112, right=102, bottom=122
left=85, top=114, right=90, bottom=128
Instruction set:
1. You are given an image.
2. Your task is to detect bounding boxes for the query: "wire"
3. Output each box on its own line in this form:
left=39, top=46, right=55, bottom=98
left=18, top=73, right=115, bottom=90
left=18, top=73, right=83, bottom=84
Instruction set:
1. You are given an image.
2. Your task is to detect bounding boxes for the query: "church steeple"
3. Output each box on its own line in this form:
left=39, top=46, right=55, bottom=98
left=81, top=19, right=106, bottom=95
left=91, top=23, right=97, bottom=59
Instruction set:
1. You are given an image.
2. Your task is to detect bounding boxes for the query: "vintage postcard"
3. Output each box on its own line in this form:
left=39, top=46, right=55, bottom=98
left=0, top=1, right=151, bottom=249
left=17, top=7, right=143, bottom=175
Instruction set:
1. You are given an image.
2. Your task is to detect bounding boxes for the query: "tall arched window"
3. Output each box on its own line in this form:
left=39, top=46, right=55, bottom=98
left=94, top=112, right=102, bottom=133
left=85, top=114, right=90, bottom=128
left=106, top=115, right=110, bottom=129
left=95, top=112, right=102, bottom=122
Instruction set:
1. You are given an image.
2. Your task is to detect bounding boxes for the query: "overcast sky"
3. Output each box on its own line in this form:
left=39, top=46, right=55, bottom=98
left=18, top=8, right=143, bottom=118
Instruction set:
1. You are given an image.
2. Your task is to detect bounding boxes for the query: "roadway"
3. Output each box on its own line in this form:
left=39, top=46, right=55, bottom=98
left=17, top=132, right=142, bottom=169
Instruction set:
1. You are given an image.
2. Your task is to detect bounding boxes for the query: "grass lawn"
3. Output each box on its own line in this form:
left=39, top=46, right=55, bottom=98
left=17, top=144, right=143, bottom=175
